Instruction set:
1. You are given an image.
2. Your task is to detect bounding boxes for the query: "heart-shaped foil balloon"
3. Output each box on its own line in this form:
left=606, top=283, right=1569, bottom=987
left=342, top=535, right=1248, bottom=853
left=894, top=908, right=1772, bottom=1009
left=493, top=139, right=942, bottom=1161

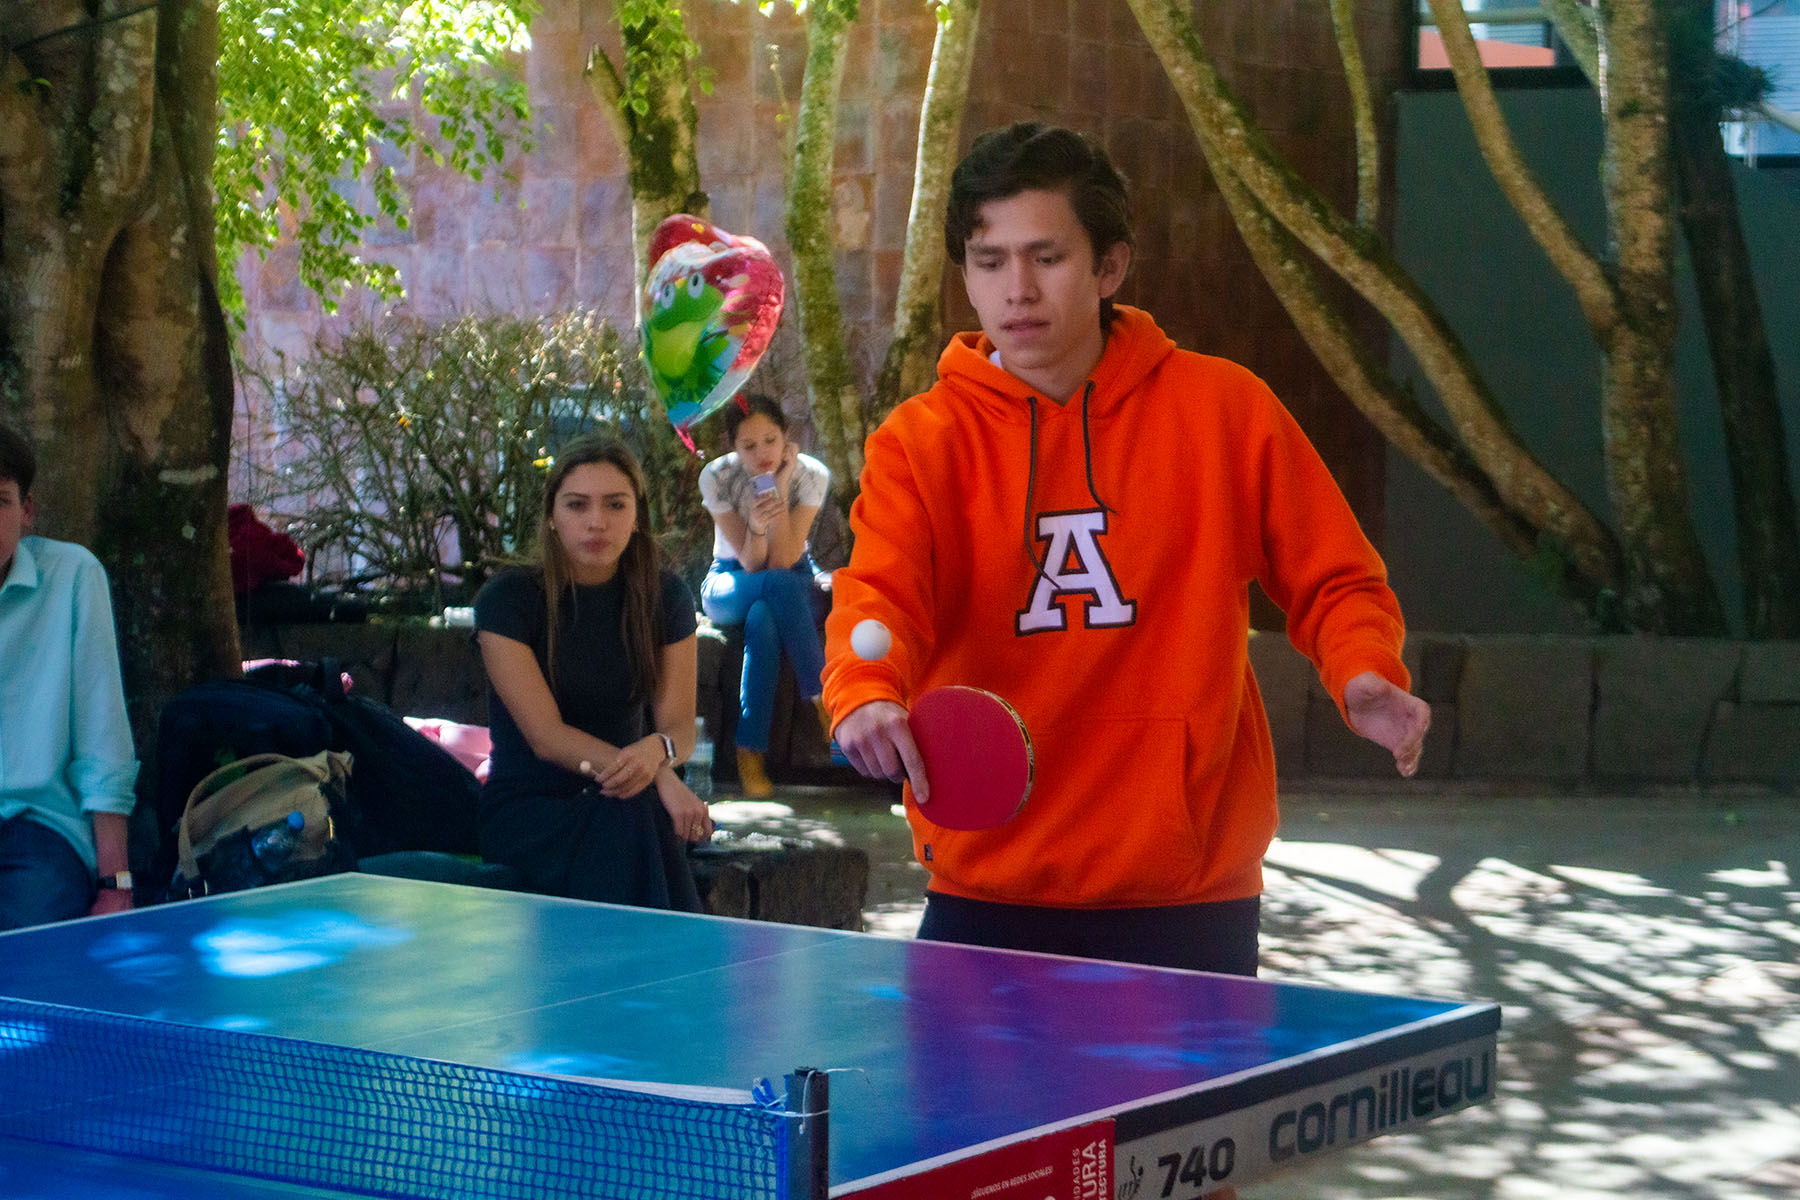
left=640, top=214, right=785, bottom=448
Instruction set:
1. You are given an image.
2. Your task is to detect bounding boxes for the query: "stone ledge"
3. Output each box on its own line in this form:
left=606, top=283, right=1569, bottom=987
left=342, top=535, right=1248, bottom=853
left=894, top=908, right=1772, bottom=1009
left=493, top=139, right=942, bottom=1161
left=689, top=839, right=870, bottom=930
left=1253, top=631, right=1800, bottom=790
left=244, top=623, right=1800, bottom=791
left=240, top=620, right=487, bottom=726
left=1452, top=637, right=1591, bottom=782
left=1593, top=640, right=1739, bottom=783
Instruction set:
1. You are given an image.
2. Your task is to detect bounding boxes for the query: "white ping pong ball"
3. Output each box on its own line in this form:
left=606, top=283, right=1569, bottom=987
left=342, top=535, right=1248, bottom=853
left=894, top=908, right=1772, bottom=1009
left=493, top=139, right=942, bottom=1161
left=851, top=619, right=892, bottom=661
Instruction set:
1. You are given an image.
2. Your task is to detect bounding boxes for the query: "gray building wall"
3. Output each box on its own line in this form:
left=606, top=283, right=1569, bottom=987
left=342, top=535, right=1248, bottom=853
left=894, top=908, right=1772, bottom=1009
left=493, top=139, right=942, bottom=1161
left=1385, top=86, right=1800, bottom=634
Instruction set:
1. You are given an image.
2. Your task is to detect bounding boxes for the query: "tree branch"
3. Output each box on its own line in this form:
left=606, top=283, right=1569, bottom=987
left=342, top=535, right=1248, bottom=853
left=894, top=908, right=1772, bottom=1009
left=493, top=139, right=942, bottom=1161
left=0, top=48, right=52, bottom=212
left=1327, top=0, right=1379, bottom=229
left=1595, top=0, right=1723, bottom=631
left=1126, top=0, right=1621, bottom=592
left=1540, top=0, right=1600, bottom=79
left=1215, top=163, right=1570, bottom=575
left=786, top=1, right=863, bottom=484
left=583, top=44, right=632, bottom=153
left=1423, top=0, right=1617, bottom=337
left=874, top=0, right=980, bottom=422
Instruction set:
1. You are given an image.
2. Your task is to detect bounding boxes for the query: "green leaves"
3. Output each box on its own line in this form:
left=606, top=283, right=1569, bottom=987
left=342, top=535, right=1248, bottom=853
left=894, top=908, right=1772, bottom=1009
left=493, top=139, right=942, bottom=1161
left=726, top=0, right=861, bottom=19
left=615, top=0, right=702, bottom=124
left=216, top=0, right=537, bottom=314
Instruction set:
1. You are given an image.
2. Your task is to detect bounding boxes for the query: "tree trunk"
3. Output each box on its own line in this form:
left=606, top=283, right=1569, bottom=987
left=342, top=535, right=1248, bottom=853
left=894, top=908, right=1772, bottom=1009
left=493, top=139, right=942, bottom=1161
left=1424, top=0, right=1619, bottom=337
left=1595, top=0, right=1725, bottom=633
left=0, top=2, right=240, bottom=747
left=1550, top=0, right=1792, bottom=635
left=1666, top=3, right=1800, bottom=637
left=785, top=1, right=864, bottom=489
left=872, top=0, right=982, bottom=427
left=586, top=4, right=708, bottom=318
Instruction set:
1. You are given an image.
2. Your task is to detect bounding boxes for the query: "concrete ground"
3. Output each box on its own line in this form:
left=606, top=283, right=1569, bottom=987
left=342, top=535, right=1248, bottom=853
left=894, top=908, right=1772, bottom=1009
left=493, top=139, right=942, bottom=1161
left=714, top=786, right=1800, bottom=1200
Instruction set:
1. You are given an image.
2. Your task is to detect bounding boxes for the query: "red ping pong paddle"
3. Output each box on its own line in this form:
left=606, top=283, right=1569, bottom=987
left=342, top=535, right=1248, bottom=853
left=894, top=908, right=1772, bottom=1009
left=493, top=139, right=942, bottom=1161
left=905, top=686, right=1034, bottom=830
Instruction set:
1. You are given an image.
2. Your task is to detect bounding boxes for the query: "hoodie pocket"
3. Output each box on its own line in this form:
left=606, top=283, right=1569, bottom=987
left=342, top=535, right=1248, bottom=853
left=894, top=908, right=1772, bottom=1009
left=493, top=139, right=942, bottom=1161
left=916, top=715, right=1204, bottom=907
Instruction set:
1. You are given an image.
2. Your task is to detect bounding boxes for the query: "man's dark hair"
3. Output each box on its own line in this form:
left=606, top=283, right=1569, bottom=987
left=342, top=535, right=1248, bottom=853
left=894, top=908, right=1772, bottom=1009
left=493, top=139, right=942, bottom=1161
left=944, top=123, right=1135, bottom=270
left=0, top=422, right=34, bottom=496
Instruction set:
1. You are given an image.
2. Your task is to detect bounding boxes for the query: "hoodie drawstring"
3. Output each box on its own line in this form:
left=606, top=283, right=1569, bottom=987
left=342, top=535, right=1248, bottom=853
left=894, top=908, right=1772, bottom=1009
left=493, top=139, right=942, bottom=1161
left=1079, top=381, right=1114, bottom=514
left=1021, top=381, right=1117, bottom=584
left=1021, top=395, right=1044, bottom=576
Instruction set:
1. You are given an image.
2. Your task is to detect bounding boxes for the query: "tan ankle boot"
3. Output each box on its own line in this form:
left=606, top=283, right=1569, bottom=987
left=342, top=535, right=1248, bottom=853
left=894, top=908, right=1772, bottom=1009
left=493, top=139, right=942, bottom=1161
left=736, top=747, right=774, bottom=797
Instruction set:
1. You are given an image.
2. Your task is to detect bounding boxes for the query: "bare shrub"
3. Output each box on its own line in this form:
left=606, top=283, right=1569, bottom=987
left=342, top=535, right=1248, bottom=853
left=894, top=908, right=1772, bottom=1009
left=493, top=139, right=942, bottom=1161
left=243, top=311, right=711, bottom=613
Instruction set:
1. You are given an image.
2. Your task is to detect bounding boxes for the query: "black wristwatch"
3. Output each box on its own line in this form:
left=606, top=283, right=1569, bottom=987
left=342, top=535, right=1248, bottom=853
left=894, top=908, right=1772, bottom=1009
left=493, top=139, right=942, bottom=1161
left=96, top=870, right=134, bottom=891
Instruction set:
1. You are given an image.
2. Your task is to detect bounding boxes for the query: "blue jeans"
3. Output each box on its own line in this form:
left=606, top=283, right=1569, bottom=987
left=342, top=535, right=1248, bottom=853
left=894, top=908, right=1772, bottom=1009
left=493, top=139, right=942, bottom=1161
left=0, top=814, right=94, bottom=931
left=701, top=556, right=827, bottom=754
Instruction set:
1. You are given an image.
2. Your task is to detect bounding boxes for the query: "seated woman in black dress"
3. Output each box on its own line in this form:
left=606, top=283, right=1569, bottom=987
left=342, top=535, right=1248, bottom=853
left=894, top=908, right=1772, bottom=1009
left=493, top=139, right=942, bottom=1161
left=472, top=436, right=712, bottom=910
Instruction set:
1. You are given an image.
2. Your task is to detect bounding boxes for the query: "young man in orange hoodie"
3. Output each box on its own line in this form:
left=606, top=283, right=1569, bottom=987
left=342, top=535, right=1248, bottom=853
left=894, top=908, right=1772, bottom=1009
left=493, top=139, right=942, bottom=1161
left=822, top=123, right=1429, bottom=975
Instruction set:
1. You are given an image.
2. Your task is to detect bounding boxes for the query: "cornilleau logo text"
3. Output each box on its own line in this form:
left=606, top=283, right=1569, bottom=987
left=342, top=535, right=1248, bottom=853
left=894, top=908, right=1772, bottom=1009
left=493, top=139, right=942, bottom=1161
left=1114, top=1034, right=1499, bottom=1200
left=1268, top=1048, right=1493, bottom=1162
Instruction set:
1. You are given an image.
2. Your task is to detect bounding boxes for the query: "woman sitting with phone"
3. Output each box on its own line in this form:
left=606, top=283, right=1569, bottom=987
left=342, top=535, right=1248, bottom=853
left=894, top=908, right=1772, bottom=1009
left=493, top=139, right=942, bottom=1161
left=473, top=436, right=711, bottom=910
left=698, top=394, right=832, bottom=796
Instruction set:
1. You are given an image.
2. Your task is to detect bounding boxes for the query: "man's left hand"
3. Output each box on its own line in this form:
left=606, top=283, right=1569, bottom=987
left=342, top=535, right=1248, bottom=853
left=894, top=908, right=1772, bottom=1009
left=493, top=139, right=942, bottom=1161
left=1344, top=671, right=1431, bottom=777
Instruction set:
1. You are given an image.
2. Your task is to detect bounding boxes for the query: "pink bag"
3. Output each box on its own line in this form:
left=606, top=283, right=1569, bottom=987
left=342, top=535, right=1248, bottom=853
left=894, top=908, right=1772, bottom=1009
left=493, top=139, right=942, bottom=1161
left=403, top=718, right=493, bottom=784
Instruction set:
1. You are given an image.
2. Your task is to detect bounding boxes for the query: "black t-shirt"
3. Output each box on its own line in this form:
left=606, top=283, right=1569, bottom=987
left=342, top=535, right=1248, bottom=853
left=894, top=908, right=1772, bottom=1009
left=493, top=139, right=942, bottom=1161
left=473, top=567, right=697, bottom=797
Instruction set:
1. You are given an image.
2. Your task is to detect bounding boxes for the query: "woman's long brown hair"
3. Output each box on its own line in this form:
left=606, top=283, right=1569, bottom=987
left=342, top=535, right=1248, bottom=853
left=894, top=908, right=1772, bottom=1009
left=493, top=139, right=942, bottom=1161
left=538, top=436, right=662, bottom=704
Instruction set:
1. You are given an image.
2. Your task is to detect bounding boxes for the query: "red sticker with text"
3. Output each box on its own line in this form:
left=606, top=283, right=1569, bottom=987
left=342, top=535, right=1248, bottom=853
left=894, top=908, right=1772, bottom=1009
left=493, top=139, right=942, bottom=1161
left=844, top=1119, right=1113, bottom=1200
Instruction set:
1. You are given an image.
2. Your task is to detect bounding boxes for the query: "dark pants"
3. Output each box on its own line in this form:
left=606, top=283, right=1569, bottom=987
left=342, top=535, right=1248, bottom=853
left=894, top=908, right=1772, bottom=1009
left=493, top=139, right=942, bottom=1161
left=918, top=892, right=1261, bottom=976
left=0, top=815, right=93, bottom=931
left=478, top=785, right=702, bottom=913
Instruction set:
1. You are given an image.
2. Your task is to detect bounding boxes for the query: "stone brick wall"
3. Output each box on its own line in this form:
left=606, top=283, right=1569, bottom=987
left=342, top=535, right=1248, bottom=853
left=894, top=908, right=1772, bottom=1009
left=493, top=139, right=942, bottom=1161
left=235, top=0, right=1406, bottom=538
left=1251, top=632, right=1800, bottom=789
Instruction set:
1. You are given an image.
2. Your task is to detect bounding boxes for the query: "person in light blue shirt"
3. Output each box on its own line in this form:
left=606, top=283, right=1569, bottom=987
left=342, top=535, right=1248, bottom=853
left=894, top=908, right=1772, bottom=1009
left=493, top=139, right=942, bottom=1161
left=0, top=422, right=139, bottom=928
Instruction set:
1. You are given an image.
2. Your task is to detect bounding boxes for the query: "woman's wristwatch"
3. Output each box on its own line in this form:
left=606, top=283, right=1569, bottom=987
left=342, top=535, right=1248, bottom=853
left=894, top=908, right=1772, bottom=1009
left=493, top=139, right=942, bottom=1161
left=656, top=733, right=676, bottom=766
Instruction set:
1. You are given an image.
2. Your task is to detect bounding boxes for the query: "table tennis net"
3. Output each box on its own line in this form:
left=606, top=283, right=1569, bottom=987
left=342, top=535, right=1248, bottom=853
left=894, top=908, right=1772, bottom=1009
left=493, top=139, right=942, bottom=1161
left=0, top=996, right=798, bottom=1199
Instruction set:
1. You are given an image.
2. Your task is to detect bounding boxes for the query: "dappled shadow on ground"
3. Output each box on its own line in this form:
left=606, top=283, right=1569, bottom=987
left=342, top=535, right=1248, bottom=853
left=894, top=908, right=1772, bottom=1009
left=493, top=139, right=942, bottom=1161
left=716, top=785, right=1800, bottom=1199
left=1249, top=793, right=1800, bottom=1200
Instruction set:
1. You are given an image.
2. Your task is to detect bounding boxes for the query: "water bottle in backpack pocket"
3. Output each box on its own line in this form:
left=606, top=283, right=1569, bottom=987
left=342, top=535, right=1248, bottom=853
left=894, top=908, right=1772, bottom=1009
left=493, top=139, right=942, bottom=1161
left=166, top=752, right=356, bottom=900
left=250, top=812, right=307, bottom=872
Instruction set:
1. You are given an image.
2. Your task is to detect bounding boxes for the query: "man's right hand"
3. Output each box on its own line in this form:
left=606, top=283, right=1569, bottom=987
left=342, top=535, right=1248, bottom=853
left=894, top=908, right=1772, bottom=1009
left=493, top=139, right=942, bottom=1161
left=834, top=700, right=931, bottom=802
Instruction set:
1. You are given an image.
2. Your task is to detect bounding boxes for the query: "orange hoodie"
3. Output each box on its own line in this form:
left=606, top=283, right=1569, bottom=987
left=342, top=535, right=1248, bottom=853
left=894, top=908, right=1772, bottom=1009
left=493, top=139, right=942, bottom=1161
left=823, top=306, right=1409, bottom=908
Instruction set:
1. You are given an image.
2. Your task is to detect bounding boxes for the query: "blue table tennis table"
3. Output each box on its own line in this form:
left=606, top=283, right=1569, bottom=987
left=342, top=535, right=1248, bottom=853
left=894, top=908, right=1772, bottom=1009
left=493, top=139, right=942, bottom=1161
left=0, top=874, right=1498, bottom=1199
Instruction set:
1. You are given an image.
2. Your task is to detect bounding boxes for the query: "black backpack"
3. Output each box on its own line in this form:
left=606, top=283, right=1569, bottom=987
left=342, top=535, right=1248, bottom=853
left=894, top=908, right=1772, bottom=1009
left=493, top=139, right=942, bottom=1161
left=150, top=680, right=341, bottom=893
left=242, top=661, right=481, bottom=860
